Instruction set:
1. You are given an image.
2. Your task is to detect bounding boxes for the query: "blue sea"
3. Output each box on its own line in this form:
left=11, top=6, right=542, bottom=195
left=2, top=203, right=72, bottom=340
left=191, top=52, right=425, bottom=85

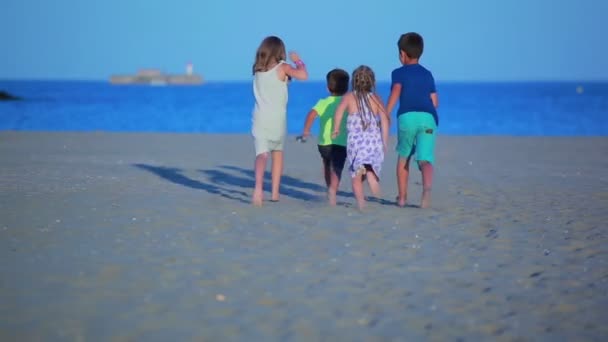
left=1, top=81, right=607, bottom=135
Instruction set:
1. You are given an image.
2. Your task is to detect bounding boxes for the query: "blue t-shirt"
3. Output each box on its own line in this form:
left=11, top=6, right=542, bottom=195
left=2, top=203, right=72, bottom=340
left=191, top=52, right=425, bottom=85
left=391, top=64, right=438, bottom=125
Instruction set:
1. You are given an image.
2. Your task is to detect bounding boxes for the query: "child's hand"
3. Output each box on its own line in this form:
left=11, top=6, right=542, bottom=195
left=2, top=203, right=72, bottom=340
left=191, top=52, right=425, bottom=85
left=302, top=131, right=311, bottom=138
left=331, top=130, right=340, bottom=139
left=383, top=142, right=388, bottom=154
left=289, top=51, right=301, bottom=63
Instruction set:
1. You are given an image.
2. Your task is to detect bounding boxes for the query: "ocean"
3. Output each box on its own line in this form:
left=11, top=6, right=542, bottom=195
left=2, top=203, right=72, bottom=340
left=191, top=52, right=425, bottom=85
left=1, top=81, right=607, bottom=136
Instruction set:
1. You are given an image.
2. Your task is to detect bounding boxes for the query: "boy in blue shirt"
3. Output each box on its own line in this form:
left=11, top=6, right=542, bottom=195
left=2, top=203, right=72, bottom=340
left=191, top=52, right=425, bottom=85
left=386, top=32, right=439, bottom=208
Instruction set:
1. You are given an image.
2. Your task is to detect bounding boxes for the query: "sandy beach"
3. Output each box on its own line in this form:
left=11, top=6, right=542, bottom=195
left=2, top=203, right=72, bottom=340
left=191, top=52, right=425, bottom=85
left=0, top=131, right=607, bottom=341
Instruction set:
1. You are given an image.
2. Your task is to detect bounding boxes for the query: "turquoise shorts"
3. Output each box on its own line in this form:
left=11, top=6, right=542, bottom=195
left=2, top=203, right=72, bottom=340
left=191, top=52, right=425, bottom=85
left=396, top=112, right=437, bottom=164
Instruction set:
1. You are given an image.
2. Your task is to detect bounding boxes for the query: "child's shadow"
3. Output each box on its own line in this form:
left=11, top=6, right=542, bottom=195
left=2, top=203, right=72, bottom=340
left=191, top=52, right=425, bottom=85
left=368, top=197, right=401, bottom=206
left=134, top=163, right=361, bottom=204
left=200, top=166, right=325, bottom=202
left=133, top=164, right=250, bottom=204
left=218, top=165, right=354, bottom=199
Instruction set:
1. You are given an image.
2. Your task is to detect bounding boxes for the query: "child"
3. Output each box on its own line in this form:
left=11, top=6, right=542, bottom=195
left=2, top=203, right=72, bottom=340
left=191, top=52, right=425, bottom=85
left=332, top=66, right=389, bottom=211
left=251, top=36, right=308, bottom=206
left=386, top=32, right=439, bottom=209
left=300, top=69, right=350, bottom=206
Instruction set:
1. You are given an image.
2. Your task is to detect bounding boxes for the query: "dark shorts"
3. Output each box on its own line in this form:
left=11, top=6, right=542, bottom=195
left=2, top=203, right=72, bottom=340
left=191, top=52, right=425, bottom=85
left=318, top=144, right=347, bottom=176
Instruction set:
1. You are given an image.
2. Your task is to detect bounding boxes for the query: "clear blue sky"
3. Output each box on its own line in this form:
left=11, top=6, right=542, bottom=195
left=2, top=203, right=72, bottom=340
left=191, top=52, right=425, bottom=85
left=2, top=0, right=607, bottom=81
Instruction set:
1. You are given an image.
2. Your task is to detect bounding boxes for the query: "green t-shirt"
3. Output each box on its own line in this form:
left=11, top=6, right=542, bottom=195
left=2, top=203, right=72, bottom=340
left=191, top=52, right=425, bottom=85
left=313, top=96, right=347, bottom=146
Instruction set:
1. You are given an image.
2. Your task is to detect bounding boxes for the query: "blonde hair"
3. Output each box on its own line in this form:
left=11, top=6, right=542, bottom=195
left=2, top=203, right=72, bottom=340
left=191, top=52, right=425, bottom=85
left=351, top=65, right=376, bottom=130
left=252, top=36, right=286, bottom=75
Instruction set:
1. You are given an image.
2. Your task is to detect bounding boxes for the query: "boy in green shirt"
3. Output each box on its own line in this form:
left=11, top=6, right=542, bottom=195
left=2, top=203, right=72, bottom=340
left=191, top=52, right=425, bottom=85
left=300, top=69, right=349, bottom=206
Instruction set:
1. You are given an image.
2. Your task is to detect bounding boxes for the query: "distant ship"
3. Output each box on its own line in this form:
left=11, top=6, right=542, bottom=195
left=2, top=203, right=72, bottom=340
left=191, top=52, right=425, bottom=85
left=109, top=62, right=203, bottom=85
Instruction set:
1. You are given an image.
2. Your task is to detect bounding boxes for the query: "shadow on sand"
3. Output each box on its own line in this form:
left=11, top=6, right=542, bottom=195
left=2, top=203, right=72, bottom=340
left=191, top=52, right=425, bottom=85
left=133, top=164, right=250, bottom=204
left=133, top=164, right=341, bottom=203
left=217, top=165, right=354, bottom=198
left=134, top=164, right=396, bottom=206
left=199, top=165, right=325, bottom=202
left=216, top=166, right=397, bottom=206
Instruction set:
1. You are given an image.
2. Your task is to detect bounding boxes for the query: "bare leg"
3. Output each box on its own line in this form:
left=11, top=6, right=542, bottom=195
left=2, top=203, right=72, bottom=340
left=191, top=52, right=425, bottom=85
left=352, top=168, right=366, bottom=211
left=252, top=152, right=268, bottom=206
left=270, top=151, right=283, bottom=201
left=322, top=159, right=331, bottom=189
left=327, top=168, right=340, bottom=206
left=420, top=161, right=433, bottom=208
left=396, top=156, right=410, bottom=207
left=366, top=166, right=381, bottom=197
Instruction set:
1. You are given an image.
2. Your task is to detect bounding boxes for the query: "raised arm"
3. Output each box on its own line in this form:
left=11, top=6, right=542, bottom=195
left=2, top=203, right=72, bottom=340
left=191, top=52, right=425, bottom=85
left=282, top=51, right=308, bottom=80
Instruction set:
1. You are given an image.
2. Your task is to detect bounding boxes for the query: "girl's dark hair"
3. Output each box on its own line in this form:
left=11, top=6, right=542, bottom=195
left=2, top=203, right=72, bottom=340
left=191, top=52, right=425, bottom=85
left=252, top=36, right=286, bottom=75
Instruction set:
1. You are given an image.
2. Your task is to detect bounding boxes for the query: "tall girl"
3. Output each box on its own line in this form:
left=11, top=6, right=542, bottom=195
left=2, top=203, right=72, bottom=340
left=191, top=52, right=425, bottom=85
left=251, top=36, right=308, bottom=206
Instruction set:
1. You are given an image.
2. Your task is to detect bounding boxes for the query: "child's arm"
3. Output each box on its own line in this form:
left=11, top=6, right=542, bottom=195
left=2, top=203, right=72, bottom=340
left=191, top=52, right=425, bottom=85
left=372, top=93, right=390, bottom=125
left=386, top=68, right=403, bottom=124
left=380, top=111, right=390, bottom=153
left=430, top=92, right=439, bottom=108
left=281, top=51, right=308, bottom=80
left=301, top=109, right=318, bottom=138
left=430, top=73, right=439, bottom=108
left=386, top=83, right=401, bottom=118
left=331, top=94, right=350, bottom=138
left=374, top=94, right=390, bottom=152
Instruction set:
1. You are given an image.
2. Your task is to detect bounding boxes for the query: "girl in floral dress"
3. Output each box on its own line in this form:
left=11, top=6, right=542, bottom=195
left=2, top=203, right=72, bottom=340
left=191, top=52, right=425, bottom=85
left=332, top=66, right=390, bottom=211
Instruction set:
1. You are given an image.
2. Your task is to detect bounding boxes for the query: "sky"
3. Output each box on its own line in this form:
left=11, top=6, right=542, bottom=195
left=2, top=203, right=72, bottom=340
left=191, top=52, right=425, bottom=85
left=2, top=0, right=607, bottom=82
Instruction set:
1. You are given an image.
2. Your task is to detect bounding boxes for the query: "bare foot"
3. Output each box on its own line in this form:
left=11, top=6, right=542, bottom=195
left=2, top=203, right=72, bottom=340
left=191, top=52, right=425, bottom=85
left=420, top=188, right=431, bottom=209
left=396, top=196, right=407, bottom=207
left=327, top=190, right=337, bottom=206
left=252, top=189, right=263, bottom=207
left=356, top=197, right=366, bottom=212
left=270, top=191, right=280, bottom=202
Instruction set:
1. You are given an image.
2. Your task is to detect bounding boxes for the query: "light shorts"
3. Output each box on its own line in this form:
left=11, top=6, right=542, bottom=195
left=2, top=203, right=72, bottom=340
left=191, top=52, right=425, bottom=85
left=254, top=137, right=284, bottom=156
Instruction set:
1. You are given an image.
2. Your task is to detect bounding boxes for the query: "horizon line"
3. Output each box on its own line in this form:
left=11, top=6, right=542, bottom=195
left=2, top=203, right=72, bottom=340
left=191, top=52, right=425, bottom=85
left=2, top=78, right=607, bottom=84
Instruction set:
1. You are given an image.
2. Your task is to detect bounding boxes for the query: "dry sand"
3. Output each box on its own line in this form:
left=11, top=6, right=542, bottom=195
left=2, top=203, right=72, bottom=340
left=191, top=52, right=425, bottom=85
left=0, top=131, right=607, bottom=341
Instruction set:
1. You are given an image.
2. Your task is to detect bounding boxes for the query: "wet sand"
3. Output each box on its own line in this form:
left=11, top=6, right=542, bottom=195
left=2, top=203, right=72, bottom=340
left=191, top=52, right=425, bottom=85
left=1, top=131, right=607, bottom=341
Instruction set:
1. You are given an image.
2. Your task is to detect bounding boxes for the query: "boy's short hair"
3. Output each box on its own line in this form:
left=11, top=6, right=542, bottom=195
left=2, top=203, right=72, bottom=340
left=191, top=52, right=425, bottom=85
left=326, top=69, right=349, bottom=95
left=398, top=32, right=424, bottom=59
